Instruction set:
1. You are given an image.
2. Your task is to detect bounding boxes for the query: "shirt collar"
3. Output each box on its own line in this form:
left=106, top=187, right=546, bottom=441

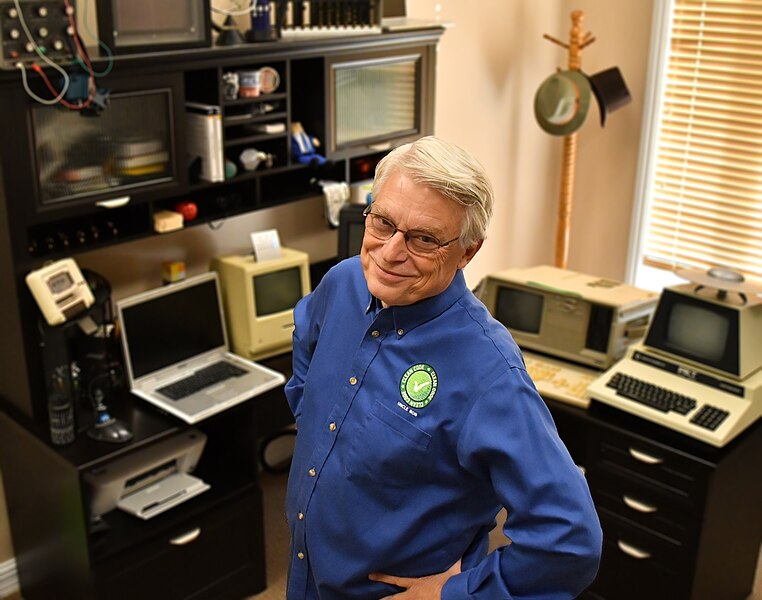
left=364, top=269, right=469, bottom=334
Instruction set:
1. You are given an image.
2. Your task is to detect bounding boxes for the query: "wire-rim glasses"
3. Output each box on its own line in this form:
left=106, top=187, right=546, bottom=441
left=362, top=205, right=461, bottom=255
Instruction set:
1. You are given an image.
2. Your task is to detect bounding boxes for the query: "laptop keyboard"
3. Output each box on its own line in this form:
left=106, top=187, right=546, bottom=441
left=158, top=361, right=248, bottom=400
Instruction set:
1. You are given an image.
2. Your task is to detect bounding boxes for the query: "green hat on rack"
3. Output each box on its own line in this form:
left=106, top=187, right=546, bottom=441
left=534, top=69, right=592, bottom=136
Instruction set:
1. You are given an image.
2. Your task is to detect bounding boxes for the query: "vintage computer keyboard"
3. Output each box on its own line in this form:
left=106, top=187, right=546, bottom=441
left=586, top=348, right=762, bottom=447
left=522, top=350, right=598, bottom=408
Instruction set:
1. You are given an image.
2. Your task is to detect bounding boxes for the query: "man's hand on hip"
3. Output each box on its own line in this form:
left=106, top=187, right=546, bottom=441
left=369, top=559, right=462, bottom=599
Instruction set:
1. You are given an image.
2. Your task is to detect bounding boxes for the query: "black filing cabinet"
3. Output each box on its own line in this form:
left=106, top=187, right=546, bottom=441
left=545, top=400, right=762, bottom=600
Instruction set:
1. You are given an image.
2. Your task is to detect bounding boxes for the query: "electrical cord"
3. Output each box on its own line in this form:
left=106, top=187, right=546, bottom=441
left=72, top=0, right=113, bottom=77
left=12, top=0, right=69, bottom=104
left=14, top=0, right=100, bottom=109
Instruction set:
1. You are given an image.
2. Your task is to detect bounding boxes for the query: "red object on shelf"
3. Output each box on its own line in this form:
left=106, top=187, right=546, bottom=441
left=174, top=201, right=198, bottom=222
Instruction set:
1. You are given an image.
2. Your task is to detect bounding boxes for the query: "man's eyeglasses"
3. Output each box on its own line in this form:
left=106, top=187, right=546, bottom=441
left=362, top=205, right=460, bottom=255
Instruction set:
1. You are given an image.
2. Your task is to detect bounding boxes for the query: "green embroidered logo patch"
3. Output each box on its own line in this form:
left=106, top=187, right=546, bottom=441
left=399, top=363, right=438, bottom=409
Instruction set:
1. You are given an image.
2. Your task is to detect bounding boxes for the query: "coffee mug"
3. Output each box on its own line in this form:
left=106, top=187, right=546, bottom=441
left=238, top=70, right=263, bottom=98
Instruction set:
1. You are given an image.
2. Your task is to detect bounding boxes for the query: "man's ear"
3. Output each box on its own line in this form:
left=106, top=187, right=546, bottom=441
left=458, top=240, right=483, bottom=270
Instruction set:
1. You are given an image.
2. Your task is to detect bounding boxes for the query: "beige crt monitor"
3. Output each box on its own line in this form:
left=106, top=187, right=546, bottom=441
left=211, top=248, right=311, bottom=361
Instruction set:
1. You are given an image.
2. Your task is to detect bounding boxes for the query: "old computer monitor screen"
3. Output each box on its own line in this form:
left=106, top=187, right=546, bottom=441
left=494, top=287, right=544, bottom=335
left=645, top=287, right=747, bottom=378
left=211, top=248, right=311, bottom=361
left=338, top=204, right=367, bottom=260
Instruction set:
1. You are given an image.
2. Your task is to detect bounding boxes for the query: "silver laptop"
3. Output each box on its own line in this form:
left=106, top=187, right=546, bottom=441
left=116, top=271, right=285, bottom=424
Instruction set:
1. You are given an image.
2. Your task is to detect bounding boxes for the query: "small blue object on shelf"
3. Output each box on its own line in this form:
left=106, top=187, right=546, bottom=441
left=291, top=121, right=327, bottom=166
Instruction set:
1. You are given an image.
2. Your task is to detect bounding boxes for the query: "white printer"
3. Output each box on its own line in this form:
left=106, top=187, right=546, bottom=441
left=84, top=429, right=210, bottom=520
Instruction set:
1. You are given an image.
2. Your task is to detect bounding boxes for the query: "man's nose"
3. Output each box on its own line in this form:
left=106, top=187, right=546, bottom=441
left=381, top=229, right=409, bottom=260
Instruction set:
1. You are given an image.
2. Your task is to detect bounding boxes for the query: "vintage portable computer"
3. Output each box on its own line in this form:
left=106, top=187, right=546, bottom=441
left=586, top=268, right=762, bottom=447
left=211, top=248, right=311, bottom=361
left=477, top=265, right=658, bottom=407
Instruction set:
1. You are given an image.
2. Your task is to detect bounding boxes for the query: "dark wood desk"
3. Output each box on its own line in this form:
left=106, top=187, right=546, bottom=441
left=2, top=348, right=759, bottom=600
left=550, top=400, right=762, bottom=600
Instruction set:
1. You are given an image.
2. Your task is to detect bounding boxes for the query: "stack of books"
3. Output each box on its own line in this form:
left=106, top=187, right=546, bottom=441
left=113, top=136, right=169, bottom=179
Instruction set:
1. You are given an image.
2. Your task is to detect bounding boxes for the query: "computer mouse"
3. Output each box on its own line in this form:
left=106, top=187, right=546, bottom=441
left=88, top=419, right=134, bottom=444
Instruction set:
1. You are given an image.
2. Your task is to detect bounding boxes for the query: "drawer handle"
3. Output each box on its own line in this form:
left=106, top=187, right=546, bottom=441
left=617, top=539, right=652, bottom=560
left=622, top=495, right=658, bottom=513
left=628, top=447, right=663, bottom=465
left=367, top=141, right=392, bottom=152
left=95, top=196, right=130, bottom=209
left=169, top=527, right=201, bottom=546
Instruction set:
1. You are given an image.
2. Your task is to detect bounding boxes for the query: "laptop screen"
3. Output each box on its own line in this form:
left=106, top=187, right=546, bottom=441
left=120, top=275, right=226, bottom=379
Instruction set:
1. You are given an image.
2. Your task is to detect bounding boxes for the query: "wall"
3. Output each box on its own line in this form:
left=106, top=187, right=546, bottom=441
left=0, top=0, right=655, bottom=576
left=408, top=0, right=655, bottom=286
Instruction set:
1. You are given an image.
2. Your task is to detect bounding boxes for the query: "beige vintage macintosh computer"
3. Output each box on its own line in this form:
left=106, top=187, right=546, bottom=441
left=211, top=247, right=311, bottom=361
left=477, top=265, right=658, bottom=407
left=586, top=268, right=762, bottom=447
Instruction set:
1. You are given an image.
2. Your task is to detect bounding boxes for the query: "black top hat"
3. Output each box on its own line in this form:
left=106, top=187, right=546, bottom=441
left=587, top=67, right=631, bottom=127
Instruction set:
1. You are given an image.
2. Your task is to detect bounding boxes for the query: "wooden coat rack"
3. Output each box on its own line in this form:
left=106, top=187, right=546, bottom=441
left=543, top=11, right=595, bottom=269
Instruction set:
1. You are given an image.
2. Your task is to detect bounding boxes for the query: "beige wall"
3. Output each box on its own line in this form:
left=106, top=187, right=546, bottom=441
left=0, top=0, right=654, bottom=570
left=409, top=0, right=654, bottom=286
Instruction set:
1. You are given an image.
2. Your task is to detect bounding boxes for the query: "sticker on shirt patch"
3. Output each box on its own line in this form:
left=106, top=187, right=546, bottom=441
left=400, top=363, right=437, bottom=409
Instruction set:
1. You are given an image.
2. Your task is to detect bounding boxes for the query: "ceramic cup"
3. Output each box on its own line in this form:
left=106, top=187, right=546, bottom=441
left=238, top=70, right=263, bottom=98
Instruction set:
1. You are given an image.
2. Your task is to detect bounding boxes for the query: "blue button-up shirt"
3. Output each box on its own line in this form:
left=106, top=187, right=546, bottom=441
left=285, top=257, right=601, bottom=599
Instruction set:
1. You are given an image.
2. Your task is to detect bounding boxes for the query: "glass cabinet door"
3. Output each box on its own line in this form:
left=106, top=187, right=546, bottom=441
left=333, top=54, right=419, bottom=150
left=31, top=88, right=177, bottom=206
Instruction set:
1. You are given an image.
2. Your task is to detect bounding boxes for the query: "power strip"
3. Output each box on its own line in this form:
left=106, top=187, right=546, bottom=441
left=0, top=1, right=74, bottom=70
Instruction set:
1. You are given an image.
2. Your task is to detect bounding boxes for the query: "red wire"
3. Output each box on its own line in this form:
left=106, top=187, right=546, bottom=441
left=29, top=0, right=96, bottom=109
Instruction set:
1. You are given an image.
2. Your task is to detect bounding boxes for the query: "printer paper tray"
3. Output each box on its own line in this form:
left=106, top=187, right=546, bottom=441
left=117, top=472, right=210, bottom=520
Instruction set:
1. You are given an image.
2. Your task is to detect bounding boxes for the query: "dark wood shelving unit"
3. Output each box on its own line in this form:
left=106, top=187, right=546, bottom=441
left=0, top=27, right=444, bottom=600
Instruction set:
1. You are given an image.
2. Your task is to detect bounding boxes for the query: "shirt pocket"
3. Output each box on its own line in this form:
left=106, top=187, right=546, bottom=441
left=345, top=399, right=432, bottom=493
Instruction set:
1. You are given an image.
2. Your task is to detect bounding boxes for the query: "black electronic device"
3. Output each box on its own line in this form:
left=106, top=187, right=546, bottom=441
left=0, top=0, right=74, bottom=70
left=337, top=202, right=366, bottom=260
left=38, top=269, right=131, bottom=444
left=97, top=0, right=211, bottom=55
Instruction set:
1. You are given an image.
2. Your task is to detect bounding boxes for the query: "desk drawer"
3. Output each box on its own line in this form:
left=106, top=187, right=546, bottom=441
left=95, top=489, right=265, bottom=600
left=591, top=428, right=709, bottom=509
left=588, top=512, right=692, bottom=600
left=589, top=470, right=699, bottom=543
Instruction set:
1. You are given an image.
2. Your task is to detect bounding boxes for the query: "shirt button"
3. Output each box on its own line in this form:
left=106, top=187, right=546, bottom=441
left=308, top=468, right=316, bottom=477
left=298, top=551, right=305, bottom=560
left=298, top=512, right=304, bottom=520
left=349, top=376, right=357, bottom=385
left=397, top=328, right=404, bottom=336
left=371, top=330, right=380, bottom=337
left=329, top=422, right=337, bottom=432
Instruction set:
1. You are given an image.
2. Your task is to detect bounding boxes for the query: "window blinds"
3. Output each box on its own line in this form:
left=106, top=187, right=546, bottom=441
left=642, top=0, right=762, bottom=278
